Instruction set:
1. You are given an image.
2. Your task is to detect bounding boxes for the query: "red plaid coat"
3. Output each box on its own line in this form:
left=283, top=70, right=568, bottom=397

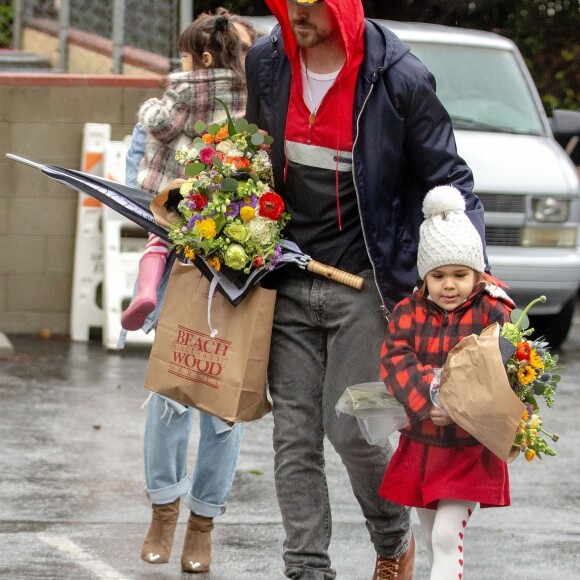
left=380, top=283, right=514, bottom=447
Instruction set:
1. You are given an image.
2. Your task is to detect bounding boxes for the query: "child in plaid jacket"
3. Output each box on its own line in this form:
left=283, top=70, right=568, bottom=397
left=120, top=13, right=249, bottom=331
left=379, top=185, right=514, bottom=580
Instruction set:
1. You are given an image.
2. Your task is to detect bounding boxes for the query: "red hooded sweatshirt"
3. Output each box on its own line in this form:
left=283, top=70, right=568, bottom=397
left=264, top=0, right=368, bottom=272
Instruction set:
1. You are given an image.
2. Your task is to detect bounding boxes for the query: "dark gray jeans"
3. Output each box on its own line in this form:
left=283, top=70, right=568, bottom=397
left=267, top=269, right=411, bottom=579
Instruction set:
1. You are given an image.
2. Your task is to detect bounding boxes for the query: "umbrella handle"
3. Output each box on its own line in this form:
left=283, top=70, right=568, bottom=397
left=307, top=260, right=364, bottom=290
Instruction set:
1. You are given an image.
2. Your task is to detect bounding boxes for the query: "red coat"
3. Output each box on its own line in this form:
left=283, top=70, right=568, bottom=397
left=380, top=283, right=514, bottom=447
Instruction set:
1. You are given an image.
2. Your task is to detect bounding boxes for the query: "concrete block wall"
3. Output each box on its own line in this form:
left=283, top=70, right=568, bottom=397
left=0, top=74, right=165, bottom=335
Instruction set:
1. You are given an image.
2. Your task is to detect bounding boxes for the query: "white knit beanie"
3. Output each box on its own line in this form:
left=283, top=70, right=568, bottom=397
left=417, top=185, right=485, bottom=280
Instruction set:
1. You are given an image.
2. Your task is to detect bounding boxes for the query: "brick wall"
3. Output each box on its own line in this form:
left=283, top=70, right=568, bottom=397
left=0, top=74, right=165, bottom=335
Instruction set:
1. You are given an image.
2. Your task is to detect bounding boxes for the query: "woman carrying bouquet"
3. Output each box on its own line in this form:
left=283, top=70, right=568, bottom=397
left=123, top=12, right=255, bottom=574
left=378, top=185, right=514, bottom=579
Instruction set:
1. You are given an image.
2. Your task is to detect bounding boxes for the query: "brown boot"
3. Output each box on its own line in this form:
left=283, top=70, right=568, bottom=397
left=181, top=512, right=214, bottom=573
left=140, top=498, right=180, bottom=564
left=372, top=531, right=415, bottom=580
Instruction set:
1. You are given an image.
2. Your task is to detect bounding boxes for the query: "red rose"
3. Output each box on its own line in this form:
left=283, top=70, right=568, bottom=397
left=259, top=191, right=285, bottom=220
left=190, top=193, right=208, bottom=210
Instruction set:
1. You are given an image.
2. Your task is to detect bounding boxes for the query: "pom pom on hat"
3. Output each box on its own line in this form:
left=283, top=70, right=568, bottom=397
left=422, top=185, right=466, bottom=219
left=417, top=185, right=485, bottom=280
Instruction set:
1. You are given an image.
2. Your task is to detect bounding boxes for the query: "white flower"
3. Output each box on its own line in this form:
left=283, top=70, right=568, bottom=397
left=216, top=139, right=243, bottom=158
left=248, top=216, right=277, bottom=246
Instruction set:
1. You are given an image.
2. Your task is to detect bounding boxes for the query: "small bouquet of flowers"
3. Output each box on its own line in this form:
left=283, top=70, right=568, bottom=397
left=167, top=98, right=290, bottom=285
left=500, top=295, right=561, bottom=461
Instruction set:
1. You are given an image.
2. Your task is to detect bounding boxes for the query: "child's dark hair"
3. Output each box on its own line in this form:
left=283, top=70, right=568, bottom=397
left=178, top=13, right=246, bottom=88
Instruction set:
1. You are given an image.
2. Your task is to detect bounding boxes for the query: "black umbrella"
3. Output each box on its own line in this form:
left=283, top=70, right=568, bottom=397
left=7, top=154, right=170, bottom=242
left=7, top=154, right=364, bottom=306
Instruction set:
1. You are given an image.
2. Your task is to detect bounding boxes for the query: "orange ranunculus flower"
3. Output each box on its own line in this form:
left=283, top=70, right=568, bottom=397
left=229, top=156, right=251, bottom=170
left=207, top=256, right=221, bottom=271
left=184, top=245, right=195, bottom=261
left=524, top=449, right=536, bottom=461
left=215, top=125, right=230, bottom=142
left=515, top=341, right=532, bottom=361
left=201, top=133, right=215, bottom=144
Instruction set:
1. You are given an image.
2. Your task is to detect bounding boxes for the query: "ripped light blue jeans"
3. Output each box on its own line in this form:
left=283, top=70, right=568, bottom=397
left=128, top=253, right=243, bottom=518
left=143, top=393, right=243, bottom=517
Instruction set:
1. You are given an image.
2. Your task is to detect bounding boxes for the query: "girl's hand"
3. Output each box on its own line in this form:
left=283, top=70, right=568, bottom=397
left=429, top=406, right=455, bottom=426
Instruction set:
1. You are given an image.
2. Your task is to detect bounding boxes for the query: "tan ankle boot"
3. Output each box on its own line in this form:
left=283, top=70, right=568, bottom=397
left=140, top=498, right=180, bottom=564
left=181, top=512, right=214, bottom=573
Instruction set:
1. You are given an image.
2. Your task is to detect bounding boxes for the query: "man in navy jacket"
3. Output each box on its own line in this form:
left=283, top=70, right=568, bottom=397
left=245, top=1, right=484, bottom=578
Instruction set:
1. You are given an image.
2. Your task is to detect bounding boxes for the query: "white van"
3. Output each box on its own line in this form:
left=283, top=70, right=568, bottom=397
left=249, top=17, right=580, bottom=346
left=379, top=21, right=580, bottom=346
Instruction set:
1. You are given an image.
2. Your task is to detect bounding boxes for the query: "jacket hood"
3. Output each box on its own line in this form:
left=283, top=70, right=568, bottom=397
left=265, top=0, right=364, bottom=66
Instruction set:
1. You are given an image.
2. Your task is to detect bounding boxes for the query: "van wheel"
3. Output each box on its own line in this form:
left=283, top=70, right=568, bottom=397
left=528, top=296, right=576, bottom=348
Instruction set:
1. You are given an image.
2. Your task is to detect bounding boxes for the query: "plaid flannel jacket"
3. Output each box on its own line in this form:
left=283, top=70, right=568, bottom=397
left=138, top=69, right=247, bottom=195
left=380, top=283, right=513, bottom=447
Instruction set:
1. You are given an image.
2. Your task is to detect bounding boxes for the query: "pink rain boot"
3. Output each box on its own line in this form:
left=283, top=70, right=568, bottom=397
left=121, top=253, right=166, bottom=331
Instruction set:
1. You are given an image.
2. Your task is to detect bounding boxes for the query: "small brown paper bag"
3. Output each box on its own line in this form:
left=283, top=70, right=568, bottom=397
left=145, top=260, right=275, bottom=423
left=439, top=323, right=525, bottom=463
left=150, top=178, right=185, bottom=228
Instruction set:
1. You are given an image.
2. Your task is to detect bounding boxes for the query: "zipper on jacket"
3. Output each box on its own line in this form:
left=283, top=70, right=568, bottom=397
left=351, top=73, right=384, bottom=312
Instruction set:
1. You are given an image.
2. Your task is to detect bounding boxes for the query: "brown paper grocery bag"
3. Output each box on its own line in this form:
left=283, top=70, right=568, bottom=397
left=145, top=260, right=275, bottom=423
left=439, top=323, right=526, bottom=463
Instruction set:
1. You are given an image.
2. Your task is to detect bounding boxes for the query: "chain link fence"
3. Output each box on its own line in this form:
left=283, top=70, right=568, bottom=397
left=15, top=0, right=183, bottom=73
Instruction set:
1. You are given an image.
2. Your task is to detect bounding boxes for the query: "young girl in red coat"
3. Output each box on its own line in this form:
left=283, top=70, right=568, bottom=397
left=379, top=185, right=514, bottom=580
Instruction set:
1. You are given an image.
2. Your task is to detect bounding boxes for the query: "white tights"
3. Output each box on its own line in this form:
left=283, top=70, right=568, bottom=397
left=417, top=500, right=477, bottom=580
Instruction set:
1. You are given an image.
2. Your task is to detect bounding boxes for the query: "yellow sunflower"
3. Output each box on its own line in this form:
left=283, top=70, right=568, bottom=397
left=517, top=365, right=537, bottom=385
left=529, top=350, right=544, bottom=370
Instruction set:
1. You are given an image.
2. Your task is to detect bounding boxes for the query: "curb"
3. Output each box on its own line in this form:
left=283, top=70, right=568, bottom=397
left=0, top=332, right=14, bottom=356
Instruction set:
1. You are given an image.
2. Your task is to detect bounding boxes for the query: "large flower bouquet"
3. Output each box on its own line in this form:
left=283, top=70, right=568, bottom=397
left=501, top=295, right=561, bottom=461
left=168, top=99, right=290, bottom=284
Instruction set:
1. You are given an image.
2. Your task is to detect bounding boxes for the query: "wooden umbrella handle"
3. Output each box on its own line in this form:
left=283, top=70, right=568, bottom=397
left=306, top=260, right=364, bottom=290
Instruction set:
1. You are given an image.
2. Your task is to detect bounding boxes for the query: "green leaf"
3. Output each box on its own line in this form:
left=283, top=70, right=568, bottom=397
left=251, top=132, right=265, bottom=146
left=194, top=141, right=210, bottom=151
left=184, top=162, right=206, bottom=177
left=533, top=382, right=546, bottom=395
left=263, top=135, right=274, bottom=145
left=214, top=97, right=236, bottom=136
left=510, top=308, right=529, bottom=329
left=213, top=213, right=226, bottom=232
left=212, top=156, right=223, bottom=169
left=194, top=120, right=206, bottom=134
left=207, top=122, right=220, bottom=135
left=247, top=123, right=259, bottom=133
left=221, top=178, right=239, bottom=192
left=234, top=118, right=249, bottom=133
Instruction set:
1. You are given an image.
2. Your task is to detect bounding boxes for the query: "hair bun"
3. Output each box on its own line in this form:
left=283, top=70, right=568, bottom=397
left=214, top=16, right=229, bottom=31
left=422, top=185, right=466, bottom=220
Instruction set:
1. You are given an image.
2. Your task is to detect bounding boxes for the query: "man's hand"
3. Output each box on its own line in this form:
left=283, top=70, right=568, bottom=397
left=429, top=406, right=455, bottom=426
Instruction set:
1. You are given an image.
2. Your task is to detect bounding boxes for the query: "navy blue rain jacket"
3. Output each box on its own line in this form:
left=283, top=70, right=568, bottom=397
left=245, top=19, right=486, bottom=311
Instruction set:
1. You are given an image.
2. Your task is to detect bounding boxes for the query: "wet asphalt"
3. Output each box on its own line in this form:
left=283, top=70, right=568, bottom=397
left=1, top=319, right=579, bottom=579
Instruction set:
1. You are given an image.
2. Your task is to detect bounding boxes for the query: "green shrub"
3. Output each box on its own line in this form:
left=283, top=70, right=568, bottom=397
left=0, top=4, right=12, bottom=48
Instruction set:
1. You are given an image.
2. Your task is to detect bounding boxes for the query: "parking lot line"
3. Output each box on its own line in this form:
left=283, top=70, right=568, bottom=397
left=39, top=534, right=132, bottom=580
